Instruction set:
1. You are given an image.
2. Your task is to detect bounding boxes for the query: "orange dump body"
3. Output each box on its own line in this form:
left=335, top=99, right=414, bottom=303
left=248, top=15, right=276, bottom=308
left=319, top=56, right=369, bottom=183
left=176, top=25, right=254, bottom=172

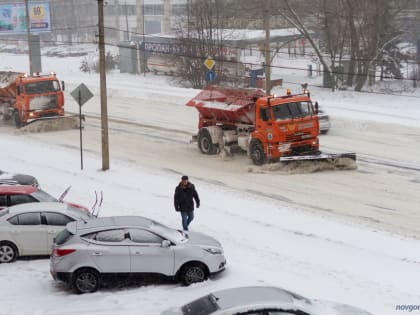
left=186, top=85, right=266, bottom=128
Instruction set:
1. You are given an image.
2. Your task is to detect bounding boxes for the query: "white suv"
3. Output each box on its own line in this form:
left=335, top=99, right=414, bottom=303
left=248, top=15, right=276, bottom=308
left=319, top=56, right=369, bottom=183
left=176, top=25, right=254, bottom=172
left=50, top=216, right=226, bottom=293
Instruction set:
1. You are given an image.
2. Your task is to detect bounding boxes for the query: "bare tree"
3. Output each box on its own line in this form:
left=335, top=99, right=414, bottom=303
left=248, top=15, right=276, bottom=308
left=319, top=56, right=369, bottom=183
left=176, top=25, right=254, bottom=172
left=175, top=0, right=231, bottom=89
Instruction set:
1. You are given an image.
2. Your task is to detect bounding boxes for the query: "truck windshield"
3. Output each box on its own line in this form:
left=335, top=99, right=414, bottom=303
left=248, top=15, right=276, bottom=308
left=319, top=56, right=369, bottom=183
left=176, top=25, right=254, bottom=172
left=25, top=80, right=60, bottom=94
left=273, top=101, right=313, bottom=120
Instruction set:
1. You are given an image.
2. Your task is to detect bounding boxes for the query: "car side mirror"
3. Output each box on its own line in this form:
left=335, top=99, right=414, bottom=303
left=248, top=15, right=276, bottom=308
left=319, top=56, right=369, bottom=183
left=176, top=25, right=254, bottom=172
left=17, top=86, right=21, bottom=95
left=61, top=81, right=65, bottom=91
left=162, top=240, right=171, bottom=248
left=314, top=102, right=319, bottom=114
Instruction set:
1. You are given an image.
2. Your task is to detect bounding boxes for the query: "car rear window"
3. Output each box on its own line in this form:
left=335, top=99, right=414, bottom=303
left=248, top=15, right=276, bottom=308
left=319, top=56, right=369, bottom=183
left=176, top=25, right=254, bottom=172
left=44, top=212, right=74, bottom=226
left=55, top=229, right=74, bottom=245
left=31, top=189, right=58, bottom=202
left=181, top=294, right=219, bottom=315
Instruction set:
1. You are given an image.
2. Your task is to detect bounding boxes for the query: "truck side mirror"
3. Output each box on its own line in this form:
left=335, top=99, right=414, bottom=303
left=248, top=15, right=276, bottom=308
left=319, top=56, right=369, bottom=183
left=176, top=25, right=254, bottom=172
left=314, top=102, right=319, bottom=114
left=17, top=86, right=21, bottom=95
left=61, top=81, right=65, bottom=91
left=260, top=108, right=271, bottom=121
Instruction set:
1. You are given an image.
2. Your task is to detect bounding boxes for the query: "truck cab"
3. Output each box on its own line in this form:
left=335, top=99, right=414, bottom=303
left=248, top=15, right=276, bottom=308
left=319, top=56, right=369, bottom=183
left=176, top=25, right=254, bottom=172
left=251, top=91, right=320, bottom=164
left=14, top=73, right=65, bottom=127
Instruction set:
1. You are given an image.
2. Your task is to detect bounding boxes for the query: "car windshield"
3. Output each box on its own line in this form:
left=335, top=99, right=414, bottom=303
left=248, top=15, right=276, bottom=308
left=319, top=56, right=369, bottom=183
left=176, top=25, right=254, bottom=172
left=31, top=189, right=58, bottom=202
left=150, top=221, right=187, bottom=243
left=273, top=101, right=313, bottom=120
left=25, top=80, right=60, bottom=94
left=181, top=294, right=220, bottom=315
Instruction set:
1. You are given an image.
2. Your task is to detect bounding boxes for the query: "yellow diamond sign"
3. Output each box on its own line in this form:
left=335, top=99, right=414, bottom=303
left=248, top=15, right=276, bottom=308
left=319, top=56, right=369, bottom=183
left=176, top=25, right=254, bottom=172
left=204, top=57, right=215, bottom=70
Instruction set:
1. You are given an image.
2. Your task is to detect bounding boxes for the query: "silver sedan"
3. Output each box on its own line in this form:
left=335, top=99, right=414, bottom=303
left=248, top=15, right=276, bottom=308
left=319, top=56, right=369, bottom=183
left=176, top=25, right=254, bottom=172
left=0, top=202, right=93, bottom=263
left=50, top=216, right=226, bottom=293
left=161, top=286, right=372, bottom=315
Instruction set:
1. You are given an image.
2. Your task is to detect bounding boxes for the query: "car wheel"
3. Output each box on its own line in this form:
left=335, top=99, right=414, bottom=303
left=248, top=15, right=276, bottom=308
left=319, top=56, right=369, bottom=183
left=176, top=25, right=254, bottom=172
left=0, top=242, right=18, bottom=263
left=179, top=263, right=208, bottom=286
left=198, top=128, right=218, bottom=155
left=72, top=268, right=100, bottom=294
left=250, top=140, right=266, bottom=165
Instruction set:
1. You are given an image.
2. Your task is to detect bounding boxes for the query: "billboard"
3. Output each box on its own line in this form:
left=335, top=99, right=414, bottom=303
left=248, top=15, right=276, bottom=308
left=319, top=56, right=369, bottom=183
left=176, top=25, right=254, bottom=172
left=0, top=2, right=51, bottom=35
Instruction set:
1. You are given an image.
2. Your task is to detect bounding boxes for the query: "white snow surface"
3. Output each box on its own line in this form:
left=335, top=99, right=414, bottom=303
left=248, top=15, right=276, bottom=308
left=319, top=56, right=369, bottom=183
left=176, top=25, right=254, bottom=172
left=0, top=50, right=420, bottom=315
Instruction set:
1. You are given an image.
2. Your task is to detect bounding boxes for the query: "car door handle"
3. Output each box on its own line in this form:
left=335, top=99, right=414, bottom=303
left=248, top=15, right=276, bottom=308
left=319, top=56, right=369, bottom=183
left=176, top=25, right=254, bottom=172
left=48, top=230, right=56, bottom=234
left=92, top=252, right=103, bottom=256
left=134, top=251, right=142, bottom=255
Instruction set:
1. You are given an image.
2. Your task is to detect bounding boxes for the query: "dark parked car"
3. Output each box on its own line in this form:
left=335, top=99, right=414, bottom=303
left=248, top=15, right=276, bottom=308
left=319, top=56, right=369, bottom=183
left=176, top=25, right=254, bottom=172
left=0, top=170, right=39, bottom=186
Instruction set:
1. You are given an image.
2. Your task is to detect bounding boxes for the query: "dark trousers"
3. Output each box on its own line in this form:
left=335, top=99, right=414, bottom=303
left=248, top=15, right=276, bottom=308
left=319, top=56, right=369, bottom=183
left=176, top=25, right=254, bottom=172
left=180, top=211, right=194, bottom=231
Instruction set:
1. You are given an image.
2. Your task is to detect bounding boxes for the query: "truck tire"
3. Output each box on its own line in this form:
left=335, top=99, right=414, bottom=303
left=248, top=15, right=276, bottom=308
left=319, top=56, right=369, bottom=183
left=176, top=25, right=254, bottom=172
left=250, top=140, right=266, bottom=165
left=13, top=112, right=22, bottom=129
left=198, top=128, right=218, bottom=155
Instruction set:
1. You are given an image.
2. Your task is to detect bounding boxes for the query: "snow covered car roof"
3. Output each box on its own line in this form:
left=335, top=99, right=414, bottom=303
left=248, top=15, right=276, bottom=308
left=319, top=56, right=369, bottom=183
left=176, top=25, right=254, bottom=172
left=162, top=286, right=373, bottom=315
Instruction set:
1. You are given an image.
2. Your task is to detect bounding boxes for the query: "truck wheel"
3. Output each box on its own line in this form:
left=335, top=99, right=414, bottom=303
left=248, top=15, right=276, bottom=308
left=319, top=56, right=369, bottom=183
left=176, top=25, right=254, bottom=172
left=198, top=129, right=218, bottom=155
left=250, top=140, right=266, bottom=165
left=13, top=112, right=22, bottom=129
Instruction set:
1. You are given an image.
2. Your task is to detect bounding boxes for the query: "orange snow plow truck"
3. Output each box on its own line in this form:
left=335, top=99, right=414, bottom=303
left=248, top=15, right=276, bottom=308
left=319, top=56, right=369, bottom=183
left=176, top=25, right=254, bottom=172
left=0, top=71, right=78, bottom=131
left=187, top=85, right=356, bottom=167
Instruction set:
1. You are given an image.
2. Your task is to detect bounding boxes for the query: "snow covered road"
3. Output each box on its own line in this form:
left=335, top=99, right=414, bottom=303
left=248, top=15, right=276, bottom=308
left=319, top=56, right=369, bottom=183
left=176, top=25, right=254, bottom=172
left=1, top=134, right=420, bottom=315
left=1, top=53, right=419, bottom=315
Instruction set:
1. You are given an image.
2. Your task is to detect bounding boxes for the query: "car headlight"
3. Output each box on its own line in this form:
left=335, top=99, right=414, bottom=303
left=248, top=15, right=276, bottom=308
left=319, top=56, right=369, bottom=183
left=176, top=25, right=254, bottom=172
left=204, top=247, right=223, bottom=255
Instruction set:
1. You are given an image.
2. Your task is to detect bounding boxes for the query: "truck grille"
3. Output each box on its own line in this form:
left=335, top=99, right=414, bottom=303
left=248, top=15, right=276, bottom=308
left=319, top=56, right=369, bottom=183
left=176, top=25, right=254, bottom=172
left=29, top=95, right=58, bottom=111
left=285, top=132, right=312, bottom=142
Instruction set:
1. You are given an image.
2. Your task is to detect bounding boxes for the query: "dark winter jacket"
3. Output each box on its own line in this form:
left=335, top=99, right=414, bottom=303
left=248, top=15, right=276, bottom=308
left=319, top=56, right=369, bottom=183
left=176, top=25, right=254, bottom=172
left=174, top=182, right=200, bottom=212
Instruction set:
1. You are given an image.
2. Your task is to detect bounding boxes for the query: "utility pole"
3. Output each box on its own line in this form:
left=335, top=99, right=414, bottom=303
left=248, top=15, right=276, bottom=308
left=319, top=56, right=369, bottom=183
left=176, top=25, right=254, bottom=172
left=264, top=0, right=271, bottom=95
left=136, top=0, right=145, bottom=74
left=163, top=0, right=171, bottom=33
left=98, top=0, right=110, bottom=170
left=25, top=0, right=33, bottom=75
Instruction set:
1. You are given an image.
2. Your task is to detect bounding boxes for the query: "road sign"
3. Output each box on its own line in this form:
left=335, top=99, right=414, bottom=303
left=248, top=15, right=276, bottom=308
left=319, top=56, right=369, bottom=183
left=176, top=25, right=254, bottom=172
left=70, top=83, right=94, bottom=171
left=71, top=83, right=94, bottom=107
left=206, top=70, right=216, bottom=81
left=204, top=57, right=215, bottom=70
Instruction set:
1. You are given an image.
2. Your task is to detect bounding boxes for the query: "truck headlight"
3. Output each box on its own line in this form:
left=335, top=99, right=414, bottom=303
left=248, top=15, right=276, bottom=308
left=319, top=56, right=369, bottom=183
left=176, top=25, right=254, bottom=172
left=204, top=248, right=223, bottom=255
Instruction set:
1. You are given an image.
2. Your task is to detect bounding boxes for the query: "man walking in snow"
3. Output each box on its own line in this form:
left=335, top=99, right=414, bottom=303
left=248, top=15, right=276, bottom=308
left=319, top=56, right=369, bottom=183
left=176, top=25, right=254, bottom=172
left=174, top=175, right=200, bottom=231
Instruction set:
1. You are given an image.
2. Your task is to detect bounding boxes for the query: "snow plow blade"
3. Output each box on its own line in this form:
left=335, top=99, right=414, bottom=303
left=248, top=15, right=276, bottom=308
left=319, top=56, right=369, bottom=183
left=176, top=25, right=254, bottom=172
left=267, top=152, right=357, bottom=173
left=19, top=115, right=81, bottom=132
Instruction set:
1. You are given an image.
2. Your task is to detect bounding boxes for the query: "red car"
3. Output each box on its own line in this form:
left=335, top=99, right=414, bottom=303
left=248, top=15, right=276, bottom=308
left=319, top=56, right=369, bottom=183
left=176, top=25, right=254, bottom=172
left=0, top=185, right=88, bottom=212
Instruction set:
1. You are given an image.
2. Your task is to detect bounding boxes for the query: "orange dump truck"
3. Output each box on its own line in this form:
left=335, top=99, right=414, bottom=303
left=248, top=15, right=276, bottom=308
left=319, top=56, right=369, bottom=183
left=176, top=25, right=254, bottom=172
left=187, top=85, right=356, bottom=166
left=0, top=71, right=65, bottom=128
